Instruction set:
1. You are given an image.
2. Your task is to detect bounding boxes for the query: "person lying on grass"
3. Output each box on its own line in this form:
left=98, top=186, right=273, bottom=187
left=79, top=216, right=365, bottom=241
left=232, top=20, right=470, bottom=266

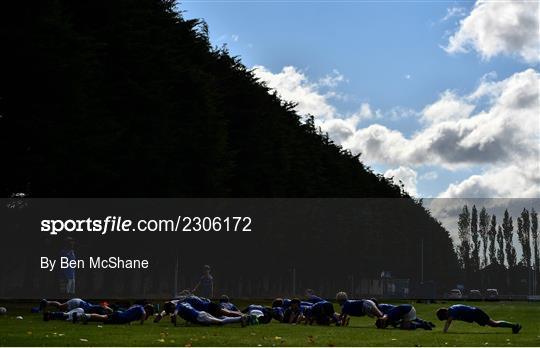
left=43, top=305, right=114, bottom=321
left=335, top=291, right=384, bottom=326
left=297, top=300, right=341, bottom=326
left=219, top=295, right=240, bottom=312
left=43, top=308, right=84, bottom=321
left=171, top=302, right=248, bottom=327
left=374, top=302, right=435, bottom=330
left=241, top=304, right=279, bottom=324
left=304, top=289, right=325, bottom=304
left=436, top=304, right=521, bottom=334
left=73, top=304, right=154, bottom=325
left=182, top=294, right=242, bottom=318
left=154, top=300, right=180, bottom=323
left=282, top=298, right=305, bottom=324
left=154, top=295, right=242, bottom=323
left=375, top=304, right=432, bottom=330
left=36, top=298, right=112, bottom=314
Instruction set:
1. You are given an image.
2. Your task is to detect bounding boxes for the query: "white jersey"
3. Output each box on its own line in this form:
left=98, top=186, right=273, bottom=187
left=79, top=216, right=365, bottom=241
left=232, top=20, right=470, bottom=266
left=402, top=306, right=417, bottom=321
left=66, top=308, right=84, bottom=320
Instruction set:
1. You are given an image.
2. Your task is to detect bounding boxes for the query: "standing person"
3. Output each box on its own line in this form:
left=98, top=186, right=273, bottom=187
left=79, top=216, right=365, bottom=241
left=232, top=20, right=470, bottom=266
left=436, top=304, right=521, bottom=333
left=60, top=237, right=76, bottom=294
left=192, top=265, right=213, bottom=299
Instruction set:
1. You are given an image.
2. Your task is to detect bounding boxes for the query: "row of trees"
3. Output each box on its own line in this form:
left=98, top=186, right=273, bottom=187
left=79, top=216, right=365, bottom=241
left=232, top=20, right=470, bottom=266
left=457, top=205, right=539, bottom=291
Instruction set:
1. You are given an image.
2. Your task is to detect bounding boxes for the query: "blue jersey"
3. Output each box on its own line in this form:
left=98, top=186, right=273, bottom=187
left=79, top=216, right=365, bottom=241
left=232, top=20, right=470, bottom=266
left=387, top=304, right=412, bottom=322
left=303, top=301, right=333, bottom=321
left=301, top=300, right=329, bottom=318
left=107, top=305, right=144, bottom=324
left=176, top=302, right=199, bottom=322
left=378, top=303, right=396, bottom=315
left=306, top=295, right=325, bottom=304
left=272, top=306, right=284, bottom=317
left=81, top=301, right=93, bottom=311
left=342, top=300, right=365, bottom=316
left=220, top=302, right=238, bottom=311
left=182, top=296, right=210, bottom=311
left=281, top=299, right=292, bottom=309
left=448, top=305, right=480, bottom=323
left=245, top=304, right=265, bottom=312
left=302, top=304, right=313, bottom=317
left=86, top=304, right=107, bottom=314
left=68, top=298, right=91, bottom=311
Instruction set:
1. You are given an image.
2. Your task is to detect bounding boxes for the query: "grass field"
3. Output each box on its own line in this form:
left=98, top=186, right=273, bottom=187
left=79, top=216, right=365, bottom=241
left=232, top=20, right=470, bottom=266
left=1, top=301, right=539, bottom=346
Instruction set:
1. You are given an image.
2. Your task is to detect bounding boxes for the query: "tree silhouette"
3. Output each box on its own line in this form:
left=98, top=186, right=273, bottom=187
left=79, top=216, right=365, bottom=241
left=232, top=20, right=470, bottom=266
left=471, top=205, right=480, bottom=271
left=497, top=225, right=505, bottom=267
left=502, top=210, right=517, bottom=269
left=517, top=209, right=531, bottom=268
left=488, top=214, right=497, bottom=265
left=531, top=208, right=539, bottom=278
left=458, top=205, right=471, bottom=274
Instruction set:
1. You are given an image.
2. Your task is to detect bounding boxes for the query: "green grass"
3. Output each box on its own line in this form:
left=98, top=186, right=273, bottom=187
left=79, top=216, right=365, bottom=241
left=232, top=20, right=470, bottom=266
left=1, top=301, right=539, bottom=346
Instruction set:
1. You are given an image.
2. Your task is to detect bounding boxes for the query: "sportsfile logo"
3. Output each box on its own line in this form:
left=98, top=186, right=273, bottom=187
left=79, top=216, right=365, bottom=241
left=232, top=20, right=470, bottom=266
left=41, top=216, right=253, bottom=235
left=41, top=217, right=135, bottom=235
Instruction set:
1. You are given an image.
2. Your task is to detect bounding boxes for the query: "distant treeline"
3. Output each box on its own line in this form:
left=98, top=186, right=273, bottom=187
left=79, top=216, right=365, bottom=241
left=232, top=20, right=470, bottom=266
left=456, top=205, right=539, bottom=293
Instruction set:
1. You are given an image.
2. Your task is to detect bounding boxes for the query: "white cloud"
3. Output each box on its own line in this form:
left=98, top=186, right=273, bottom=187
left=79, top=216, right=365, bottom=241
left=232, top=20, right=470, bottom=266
left=421, top=90, right=475, bottom=124
left=441, top=6, right=467, bottom=22
left=346, top=69, right=540, bottom=173
left=439, top=163, right=540, bottom=198
left=355, top=102, right=383, bottom=120
left=318, top=116, right=359, bottom=144
left=231, top=34, right=239, bottom=42
left=252, top=65, right=338, bottom=120
left=384, top=166, right=418, bottom=196
left=318, top=69, right=345, bottom=88
left=444, top=0, right=540, bottom=63
left=252, top=64, right=540, bottom=198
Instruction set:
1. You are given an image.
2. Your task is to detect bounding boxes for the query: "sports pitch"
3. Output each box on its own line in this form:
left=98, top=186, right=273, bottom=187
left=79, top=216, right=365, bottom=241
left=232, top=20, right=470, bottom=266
left=0, top=301, right=539, bottom=346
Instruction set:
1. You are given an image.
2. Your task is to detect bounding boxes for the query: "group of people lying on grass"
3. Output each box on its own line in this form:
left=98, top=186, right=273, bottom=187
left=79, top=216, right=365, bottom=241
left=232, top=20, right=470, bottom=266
left=35, top=290, right=521, bottom=333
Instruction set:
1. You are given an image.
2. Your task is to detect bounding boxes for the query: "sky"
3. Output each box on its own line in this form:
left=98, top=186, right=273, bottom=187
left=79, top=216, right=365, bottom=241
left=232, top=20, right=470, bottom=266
left=179, top=0, right=540, bottom=199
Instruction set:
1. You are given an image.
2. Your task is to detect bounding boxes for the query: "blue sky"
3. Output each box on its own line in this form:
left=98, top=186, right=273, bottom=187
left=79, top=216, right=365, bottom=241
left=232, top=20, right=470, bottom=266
left=179, top=1, right=539, bottom=198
